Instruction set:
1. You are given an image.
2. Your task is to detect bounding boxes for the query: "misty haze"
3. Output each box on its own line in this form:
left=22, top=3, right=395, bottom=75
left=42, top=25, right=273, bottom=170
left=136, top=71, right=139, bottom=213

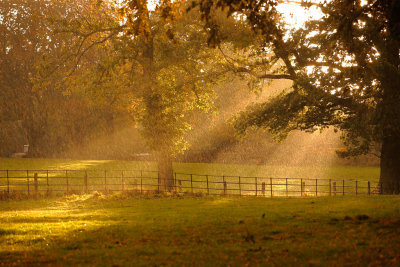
left=1, top=0, right=399, bottom=265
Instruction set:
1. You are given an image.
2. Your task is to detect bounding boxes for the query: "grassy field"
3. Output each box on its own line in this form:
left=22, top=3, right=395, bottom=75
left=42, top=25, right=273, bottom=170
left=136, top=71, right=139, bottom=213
left=0, top=158, right=381, bottom=197
left=0, top=158, right=380, bottom=180
left=1, top=194, right=400, bottom=266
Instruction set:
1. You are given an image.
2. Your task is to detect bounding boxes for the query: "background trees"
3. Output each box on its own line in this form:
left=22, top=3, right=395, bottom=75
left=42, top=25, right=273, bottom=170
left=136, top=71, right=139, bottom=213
left=0, top=0, right=71, bottom=156
left=0, top=0, right=133, bottom=157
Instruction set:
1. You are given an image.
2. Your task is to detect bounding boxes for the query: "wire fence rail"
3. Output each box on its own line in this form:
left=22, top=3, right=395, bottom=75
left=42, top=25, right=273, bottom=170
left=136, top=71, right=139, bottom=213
left=0, top=169, right=384, bottom=198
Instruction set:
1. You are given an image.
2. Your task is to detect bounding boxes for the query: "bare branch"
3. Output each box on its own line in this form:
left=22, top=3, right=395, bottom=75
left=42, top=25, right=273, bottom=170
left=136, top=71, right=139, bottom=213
left=279, top=0, right=323, bottom=8
left=218, top=45, right=293, bottom=80
left=257, top=73, right=294, bottom=80
left=67, top=31, right=119, bottom=77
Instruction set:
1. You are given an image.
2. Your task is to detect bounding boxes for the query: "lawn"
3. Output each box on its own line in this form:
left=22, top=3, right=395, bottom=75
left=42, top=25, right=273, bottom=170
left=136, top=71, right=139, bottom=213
left=1, top=194, right=400, bottom=266
left=0, top=158, right=380, bottom=180
left=0, top=158, right=381, bottom=197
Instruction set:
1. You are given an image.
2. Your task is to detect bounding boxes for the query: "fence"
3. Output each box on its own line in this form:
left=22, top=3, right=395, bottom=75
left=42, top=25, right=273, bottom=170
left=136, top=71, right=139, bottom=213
left=0, top=169, right=384, bottom=197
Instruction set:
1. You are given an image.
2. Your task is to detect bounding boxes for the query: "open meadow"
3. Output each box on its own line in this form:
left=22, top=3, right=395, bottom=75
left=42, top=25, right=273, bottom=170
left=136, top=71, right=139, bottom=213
left=1, top=194, right=400, bottom=266
left=0, top=158, right=380, bottom=180
left=0, top=158, right=381, bottom=197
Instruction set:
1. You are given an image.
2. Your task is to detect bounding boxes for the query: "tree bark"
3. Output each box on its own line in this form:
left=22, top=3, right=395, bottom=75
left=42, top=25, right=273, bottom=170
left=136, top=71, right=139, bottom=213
left=378, top=36, right=400, bottom=194
left=157, top=151, right=174, bottom=192
left=380, top=135, right=400, bottom=194
left=379, top=86, right=400, bottom=194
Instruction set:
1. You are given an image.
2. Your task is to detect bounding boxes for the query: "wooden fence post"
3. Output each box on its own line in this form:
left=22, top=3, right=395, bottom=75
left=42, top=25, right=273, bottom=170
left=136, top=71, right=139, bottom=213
left=368, top=181, right=371, bottom=195
left=255, top=177, right=258, bottom=196
left=34, top=173, right=38, bottom=197
left=270, top=178, right=273, bottom=197
left=46, top=170, right=49, bottom=195
left=329, top=179, right=331, bottom=196
left=286, top=178, right=288, bottom=197
left=333, top=182, right=337, bottom=196
left=140, top=171, right=143, bottom=194
left=262, top=182, right=265, bottom=196
left=206, top=175, right=209, bottom=195
left=66, top=170, right=69, bottom=195
left=174, top=172, right=177, bottom=191
left=157, top=172, right=160, bottom=192
left=104, top=170, right=107, bottom=193
left=223, top=176, right=226, bottom=195
left=122, top=180, right=126, bottom=192
left=239, top=176, right=241, bottom=196
left=27, top=170, right=30, bottom=196
left=84, top=171, right=88, bottom=193
left=178, top=180, right=182, bottom=192
left=121, top=171, right=125, bottom=192
left=300, top=178, right=303, bottom=197
left=223, top=181, right=227, bottom=195
left=342, top=180, right=345, bottom=196
left=315, top=179, right=318, bottom=196
left=190, top=174, right=193, bottom=194
left=356, top=180, right=358, bottom=195
left=6, top=170, right=9, bottom=194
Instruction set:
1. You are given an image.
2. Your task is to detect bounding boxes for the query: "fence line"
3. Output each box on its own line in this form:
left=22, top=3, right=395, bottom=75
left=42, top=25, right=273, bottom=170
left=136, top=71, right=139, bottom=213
left=0, top=169, right=385, bottom=197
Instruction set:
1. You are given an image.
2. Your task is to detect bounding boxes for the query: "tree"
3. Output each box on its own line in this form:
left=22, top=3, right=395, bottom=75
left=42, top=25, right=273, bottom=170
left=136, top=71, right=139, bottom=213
left=195, top=0, right=400, bottom=193
left=38, top=0, right=246, bottom=190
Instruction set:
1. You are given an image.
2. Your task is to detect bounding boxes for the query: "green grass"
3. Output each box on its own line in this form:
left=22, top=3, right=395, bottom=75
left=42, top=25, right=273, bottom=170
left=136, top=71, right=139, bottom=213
left=0, top=158, right=380, bottom=197
left=0, top=158, right=157, bottom=171
left=0, top=158, right=380, bottom=180
left=1, top=194, right=400, bottom=265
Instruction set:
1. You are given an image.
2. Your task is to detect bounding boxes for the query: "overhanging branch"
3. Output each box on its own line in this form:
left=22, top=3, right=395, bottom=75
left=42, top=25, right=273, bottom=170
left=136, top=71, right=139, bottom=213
left=257, top=73, right=293, bottom=80
left=235, top=67, right=294, bottom=80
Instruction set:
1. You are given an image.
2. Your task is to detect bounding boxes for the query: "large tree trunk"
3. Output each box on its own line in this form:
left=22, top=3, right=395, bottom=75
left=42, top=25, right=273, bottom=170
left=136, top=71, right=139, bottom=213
left=157, top=151, right=174, bottom=192
left=378, top=34, right=400, bottom=194
left=380, top=135, right=400, bottom=194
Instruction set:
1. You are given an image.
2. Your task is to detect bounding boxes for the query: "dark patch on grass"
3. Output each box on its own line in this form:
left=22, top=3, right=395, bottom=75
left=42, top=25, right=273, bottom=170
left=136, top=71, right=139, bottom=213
left=0, top=228, right=19, bottom=236
left=372, top=219, right=400, bottom=230
left=269, top=230, right=282, bottom=235
left=64, top=244, right=81, bottom=250
left=328, top=218, right=340, bottom=225
left=356, top=214, right=370, bottom=221
left=262, top=236, right=274, bottom=241
left=247, top=246, right=263, bottom=252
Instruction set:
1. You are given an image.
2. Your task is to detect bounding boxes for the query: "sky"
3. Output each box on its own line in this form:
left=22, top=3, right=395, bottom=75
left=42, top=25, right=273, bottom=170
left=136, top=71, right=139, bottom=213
left=144, top=0, right=323, bottom=28
left=276, top=2, right=323, bottom=27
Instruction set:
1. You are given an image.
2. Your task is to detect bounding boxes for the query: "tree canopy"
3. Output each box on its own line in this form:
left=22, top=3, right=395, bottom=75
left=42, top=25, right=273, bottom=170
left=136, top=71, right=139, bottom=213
left=29, top=0, right=255, bottom=189
left=195, top=0, right=400, bottom=193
